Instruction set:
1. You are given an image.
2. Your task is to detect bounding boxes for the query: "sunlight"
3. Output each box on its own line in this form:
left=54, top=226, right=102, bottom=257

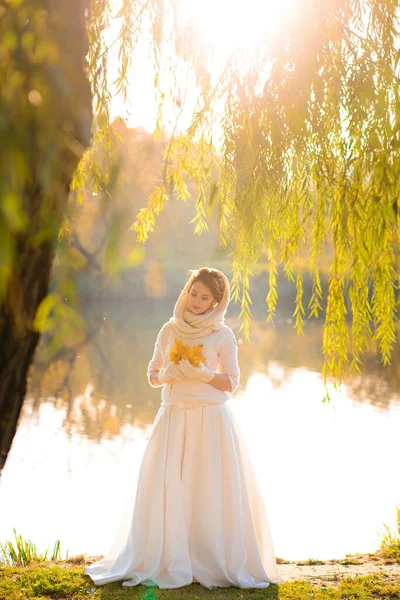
left=179, top=0, right=299, bottom=63
left=107, top=0, right=301, bottom=134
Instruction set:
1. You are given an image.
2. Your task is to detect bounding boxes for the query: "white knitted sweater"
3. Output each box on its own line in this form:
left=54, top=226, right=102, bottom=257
left=146, top=322, right=240, bottom=407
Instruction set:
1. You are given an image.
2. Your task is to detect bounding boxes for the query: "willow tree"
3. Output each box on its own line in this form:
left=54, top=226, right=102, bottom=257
left=1, top=0, right=399, bottom=472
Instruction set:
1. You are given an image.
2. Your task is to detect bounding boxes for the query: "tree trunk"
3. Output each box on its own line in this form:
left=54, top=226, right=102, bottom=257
left=0, top=0, right=93, bottom=474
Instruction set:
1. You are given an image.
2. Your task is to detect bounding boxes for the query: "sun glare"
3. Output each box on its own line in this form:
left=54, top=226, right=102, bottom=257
left=179, top=0, right=299, bottom=64
left=108, top=0, right=300, bottom=134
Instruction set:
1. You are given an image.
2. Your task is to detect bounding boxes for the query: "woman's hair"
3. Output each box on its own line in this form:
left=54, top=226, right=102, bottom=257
left=186, top=267, right=225, bottom=305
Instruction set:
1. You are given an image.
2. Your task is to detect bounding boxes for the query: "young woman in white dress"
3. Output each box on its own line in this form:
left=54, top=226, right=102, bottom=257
left=84, top=266, right=284, bottom=589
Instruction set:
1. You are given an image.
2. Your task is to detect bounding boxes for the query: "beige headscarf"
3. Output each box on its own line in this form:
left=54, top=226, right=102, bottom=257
left=168, top=268, right=231, bottom=339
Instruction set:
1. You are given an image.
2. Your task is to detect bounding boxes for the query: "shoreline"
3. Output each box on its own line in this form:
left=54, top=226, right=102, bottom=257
left=1, top=549, right=399, bottom=598
left=41, top=548, right=400, bottom=589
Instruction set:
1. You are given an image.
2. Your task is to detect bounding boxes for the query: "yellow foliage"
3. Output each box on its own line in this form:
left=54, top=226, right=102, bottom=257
left=169, top=338, right=207, bottom=367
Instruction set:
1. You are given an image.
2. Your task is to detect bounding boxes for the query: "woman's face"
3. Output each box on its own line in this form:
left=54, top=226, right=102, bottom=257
left=186, top=280, right=217, bottom=315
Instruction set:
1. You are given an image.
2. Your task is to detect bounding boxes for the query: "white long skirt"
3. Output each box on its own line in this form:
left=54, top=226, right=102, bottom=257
left=84, top=401, right=284, bottom=589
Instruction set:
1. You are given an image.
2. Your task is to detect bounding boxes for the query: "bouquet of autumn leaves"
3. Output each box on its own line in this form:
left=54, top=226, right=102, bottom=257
left=168, top=338, right=207, bottom=392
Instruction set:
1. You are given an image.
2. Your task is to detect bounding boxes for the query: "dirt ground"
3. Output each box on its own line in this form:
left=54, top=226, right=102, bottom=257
left=275, top=550, right=400, bottom=587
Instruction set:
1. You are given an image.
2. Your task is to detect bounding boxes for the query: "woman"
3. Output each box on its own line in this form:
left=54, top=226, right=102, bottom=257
left=84, top=267, right=283, bottom=589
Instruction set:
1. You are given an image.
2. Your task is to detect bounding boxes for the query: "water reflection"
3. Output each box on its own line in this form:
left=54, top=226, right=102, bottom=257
left=1, top=308, right=399, bottom=562
left=0, top=394, right=150, bottom=560
left=238, top=320, right=400, bottom=410
left=230, top=368, right=400, bottom=560
left=27, top=307, right=400, bottom=446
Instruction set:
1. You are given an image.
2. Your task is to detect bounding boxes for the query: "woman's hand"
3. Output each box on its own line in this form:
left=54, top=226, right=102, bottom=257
left=157, top=362, right=185, bottom=384
left=178, top=359, right=214, bottom=383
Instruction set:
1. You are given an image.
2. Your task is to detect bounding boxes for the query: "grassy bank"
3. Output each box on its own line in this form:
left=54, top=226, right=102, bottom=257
left=0, top=559, right=399, bottom=600
left=1, top=507, right=399, bottom=599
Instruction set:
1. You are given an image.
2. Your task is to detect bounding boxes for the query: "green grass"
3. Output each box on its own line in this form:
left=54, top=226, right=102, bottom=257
left=380, top=506, right=400, bottom=559
left=0, top=528, right=62, bottom=567
left=0, top=565, right=399, bottom=600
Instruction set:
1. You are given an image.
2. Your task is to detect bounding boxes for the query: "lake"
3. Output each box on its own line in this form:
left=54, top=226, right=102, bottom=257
left=1, top=301, right=399, bottom=562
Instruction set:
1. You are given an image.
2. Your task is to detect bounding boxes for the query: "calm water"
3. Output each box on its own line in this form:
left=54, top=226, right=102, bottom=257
left=1, top=303, right=399, bottom=562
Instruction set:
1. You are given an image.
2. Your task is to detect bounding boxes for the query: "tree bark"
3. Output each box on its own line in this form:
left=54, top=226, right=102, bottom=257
left=0, top=0, right=93, bottom=474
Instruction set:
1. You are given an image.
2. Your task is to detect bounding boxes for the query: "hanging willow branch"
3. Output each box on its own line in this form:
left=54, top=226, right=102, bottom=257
left=74, top=0, right=400, bottom=383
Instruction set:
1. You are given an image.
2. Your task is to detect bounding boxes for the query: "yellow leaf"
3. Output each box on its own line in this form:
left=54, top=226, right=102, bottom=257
left=169, top=338, right=207, bottom=366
